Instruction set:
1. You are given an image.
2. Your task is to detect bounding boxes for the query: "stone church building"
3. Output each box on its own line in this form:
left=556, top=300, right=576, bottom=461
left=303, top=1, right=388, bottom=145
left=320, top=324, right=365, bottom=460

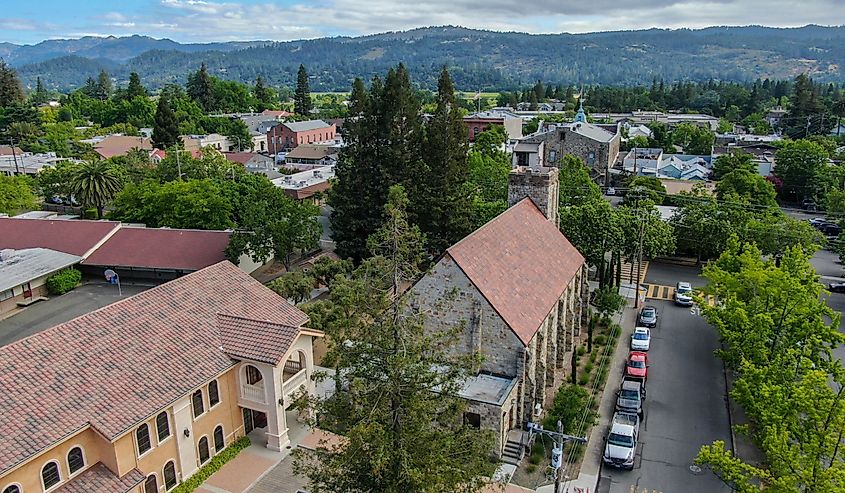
left=409, top=162, right=588, bottom=459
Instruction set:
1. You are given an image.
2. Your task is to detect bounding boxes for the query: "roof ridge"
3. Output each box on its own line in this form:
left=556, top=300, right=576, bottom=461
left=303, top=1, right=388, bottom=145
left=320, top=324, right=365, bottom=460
left=217, top=312, right=295, bottom=327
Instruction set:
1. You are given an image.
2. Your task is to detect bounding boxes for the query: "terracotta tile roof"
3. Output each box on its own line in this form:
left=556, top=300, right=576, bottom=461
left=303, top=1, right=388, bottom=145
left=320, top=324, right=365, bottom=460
left=82, top=227, right=231, bottom=271
left=0, top=218, right=120, bottom=257
left=446, top=199, right=585, bottom=345
left=93, top=135, right=152, bottom=159
left=218, top=314, right=300, bottom=365
left=0, top=261, right=308, bottom=474
left=56, top=463, right=145, bottom=493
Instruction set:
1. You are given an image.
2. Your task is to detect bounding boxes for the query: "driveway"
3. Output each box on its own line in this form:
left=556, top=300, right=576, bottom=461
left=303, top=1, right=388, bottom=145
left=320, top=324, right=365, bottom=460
left=0, top=282, right=151, bottom=346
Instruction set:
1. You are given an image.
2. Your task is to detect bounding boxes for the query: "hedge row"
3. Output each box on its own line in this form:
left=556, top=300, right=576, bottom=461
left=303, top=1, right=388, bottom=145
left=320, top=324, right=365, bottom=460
left=45, top=268, right=82, bottom=295
left=171, top=436, right=251, bottom=493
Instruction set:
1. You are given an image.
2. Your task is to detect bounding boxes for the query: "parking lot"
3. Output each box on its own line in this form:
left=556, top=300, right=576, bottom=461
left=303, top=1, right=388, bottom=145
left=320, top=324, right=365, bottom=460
left=599, top=262, right=732, bottom=493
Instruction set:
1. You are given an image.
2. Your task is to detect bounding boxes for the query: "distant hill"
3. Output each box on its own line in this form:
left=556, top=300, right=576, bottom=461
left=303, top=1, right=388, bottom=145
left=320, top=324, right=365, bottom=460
left=10, top=25, right=845, bottom=92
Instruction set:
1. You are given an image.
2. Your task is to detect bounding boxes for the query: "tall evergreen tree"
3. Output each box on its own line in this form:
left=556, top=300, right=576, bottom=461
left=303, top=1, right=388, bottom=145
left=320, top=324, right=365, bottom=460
left=784, top=74, right=829, bottom=138
left=32, top=77, right=48, bottom=104
left=419, top=67, right=472, bottom=254
left=253, top=75, right=274, bottom=111
left=95, top=70, right=112, bottom=100
left=152, top=96, right=180, bottom=150
left=294, top=64, right=313, bottom=116
left=186, top=63, right=217, bottom=112
left=126, top=72, right=147, bottom=99
left=0, top=59, right=25, bottom=107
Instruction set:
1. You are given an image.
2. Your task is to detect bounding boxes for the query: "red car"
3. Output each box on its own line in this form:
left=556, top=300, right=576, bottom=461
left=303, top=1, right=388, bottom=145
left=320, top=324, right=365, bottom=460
left=625, top=351, right=649, bottom=380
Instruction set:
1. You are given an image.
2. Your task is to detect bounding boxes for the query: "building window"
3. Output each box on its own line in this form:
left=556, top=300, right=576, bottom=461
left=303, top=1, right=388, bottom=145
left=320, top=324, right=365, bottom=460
left=192, top=389, right=204, bottom=418
left=198, top=437, right=210, bottom=464
left=3, top=485, right=21, bottom=493
left=549, top=150, right=557, bottom=163
left=208, top=380, right=220, bottom=408
left=41, top=461, right=61, bottom=490
left=67, top=446, right=85, bottom=474
left=156, top=411, right=171, bottom=442
left=0, top=289, right=12, bottom=301
left=163, top=461, right=177, bottom=490
left=136, top=424, right=152, bottom=455
left=144, top=475, right=158, bottom=493
left=245, top=365, right=263, bottom=385
left=516, top=152, right=529, bottom=167
left=463, top=412, right=482, bottom=429
left=213, top=425, right=225, bottom=452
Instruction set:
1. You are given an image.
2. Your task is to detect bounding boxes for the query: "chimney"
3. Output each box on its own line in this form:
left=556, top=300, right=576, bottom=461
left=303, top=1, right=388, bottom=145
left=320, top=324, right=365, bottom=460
left=507, top=165, right=560, bottom=226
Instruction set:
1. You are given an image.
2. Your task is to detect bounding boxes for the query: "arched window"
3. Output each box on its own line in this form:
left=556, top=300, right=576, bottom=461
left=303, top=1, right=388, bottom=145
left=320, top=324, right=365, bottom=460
left=3, top=485, right=21, bottom=493
left=143, top=474, right=158, bottom=493
left=213, top=425, right=225, bottom=452
left=136, top=424, right=152, bottom=455
left=163, top=461, right=177, bottom=490
left=156, top=412, right=171, bottom=442
left=208, top=381, right=220, bottom=407
left=192, top=389, right=204, bottom=418
left=67, top=446, right=85, bottom=474
left=198, top=437, right=210, bottom=464
left=41, top=461, right=61, bottom=490
left=245, top=365, right=263, bottom=385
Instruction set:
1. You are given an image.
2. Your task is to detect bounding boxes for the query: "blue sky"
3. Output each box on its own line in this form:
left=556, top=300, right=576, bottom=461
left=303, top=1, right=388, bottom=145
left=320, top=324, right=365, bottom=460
left=2, top=0, right=844, bottom=45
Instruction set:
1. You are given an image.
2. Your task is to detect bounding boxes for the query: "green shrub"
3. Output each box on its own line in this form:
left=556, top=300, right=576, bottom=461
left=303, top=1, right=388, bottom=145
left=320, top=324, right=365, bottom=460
left=46, top=268, right=82, bottom=295
left=577, top=346, right=586, bottom=356
left=526, top=463, right=537, bottom=474
left=578, top=374, right=590, bottom=385
left=172, top=436, right=250, bottom=493
left=544, top=384, right=594, bottom=433
left=593, top=335, right=607, bottom=346
left=583, top=362, right=593, bottom=374
left=589, top=352, right=597, bottom=363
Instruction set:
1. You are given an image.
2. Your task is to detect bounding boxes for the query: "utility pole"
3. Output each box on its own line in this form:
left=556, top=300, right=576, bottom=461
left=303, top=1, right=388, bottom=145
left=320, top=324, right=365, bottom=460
left=10, top=137, right=20, bottom=175
left=527, top=421, right=587, bottom=493
left=634, top=209, right=646, bottom=309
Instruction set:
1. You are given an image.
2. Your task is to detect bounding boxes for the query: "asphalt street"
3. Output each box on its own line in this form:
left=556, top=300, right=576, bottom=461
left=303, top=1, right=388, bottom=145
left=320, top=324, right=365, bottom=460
left=600, top=261, right=732, bottom=493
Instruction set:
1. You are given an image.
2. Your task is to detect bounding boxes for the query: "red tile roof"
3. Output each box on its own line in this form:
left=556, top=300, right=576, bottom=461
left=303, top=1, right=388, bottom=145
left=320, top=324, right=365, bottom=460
left=82, top=227, right=232, bottom=271
left=56, top=463, right=145, bottom=493
left=218, top=314, right=300, bottom=365
left=0, top=261, right=308, bottom=474
left=0, top=218, right=120, bottom=257
left=446, top=198, right=585, bottom=345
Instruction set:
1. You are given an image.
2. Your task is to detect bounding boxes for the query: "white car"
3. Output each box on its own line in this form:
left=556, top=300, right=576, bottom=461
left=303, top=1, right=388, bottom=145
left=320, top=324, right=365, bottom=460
left=675, top=281, right=693, bottom=306
left=631, top=327, right=651, bottom=351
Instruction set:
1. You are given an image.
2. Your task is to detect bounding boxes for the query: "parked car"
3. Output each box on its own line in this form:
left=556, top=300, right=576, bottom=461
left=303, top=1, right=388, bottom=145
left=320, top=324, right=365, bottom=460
left=616, top=378, right=645, bottom=417
left=803, top=199, right=818, bottom=211
left=674, top=281, right=694, bottom=306
left=631, top=327, right=651, bottom=351
left=821, top=224, right=842, bottom=236
left=637, top=306, right=658, bottom=328
left=606, top=186, right=616, bottom=196
left=829, top=282, right=845, bottom=294
left=809, top=217, right=830, bottom=229
left=625, top=351, right=649, bottom=380
left=603, top=412, right=640, bottom=470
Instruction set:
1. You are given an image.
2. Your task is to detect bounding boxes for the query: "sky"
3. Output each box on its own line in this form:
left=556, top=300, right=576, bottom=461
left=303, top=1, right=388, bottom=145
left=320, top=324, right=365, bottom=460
left=2, top=0, right=845, bottom=45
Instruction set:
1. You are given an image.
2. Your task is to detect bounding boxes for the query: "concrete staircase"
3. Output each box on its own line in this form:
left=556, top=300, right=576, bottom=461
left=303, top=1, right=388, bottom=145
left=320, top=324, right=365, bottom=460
left=501, top=430, right=525, bottom=465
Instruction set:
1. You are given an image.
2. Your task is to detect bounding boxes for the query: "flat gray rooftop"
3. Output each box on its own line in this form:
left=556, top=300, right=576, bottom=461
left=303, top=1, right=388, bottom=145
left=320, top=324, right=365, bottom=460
left=458, top=373, right=518, bottom=406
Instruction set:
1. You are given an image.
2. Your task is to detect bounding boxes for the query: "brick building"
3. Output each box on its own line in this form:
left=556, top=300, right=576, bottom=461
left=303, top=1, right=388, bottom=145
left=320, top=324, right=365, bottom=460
left=266, top=120, right=336, bottom=155
left=0, top=261, right=321, bottom=493
left=408, top=163, right=588, bottom=460
left=463, top=111, right=523, bottom=142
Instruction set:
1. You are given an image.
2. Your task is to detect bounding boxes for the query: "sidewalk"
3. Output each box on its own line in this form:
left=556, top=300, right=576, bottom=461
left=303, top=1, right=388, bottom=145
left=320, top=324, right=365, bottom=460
left=537, top=297, right=639, bottom=493
left=194, top=443, right=289, bottom=493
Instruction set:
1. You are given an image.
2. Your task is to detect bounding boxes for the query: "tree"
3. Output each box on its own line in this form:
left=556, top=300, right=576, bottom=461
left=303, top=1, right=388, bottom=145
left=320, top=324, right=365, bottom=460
left=31, top=77, right=49, bottom=105
left=559, top=199, right=623, bottom=287
left=126, top=72, right=147, bottom=100
left=269, top=271, right=314, bottom=304
left=186, top=63, right=216, bottom=112
left=152, top=95, right=180, bottom=150
left=112, top=179, right=233, bottom=229
left=35, top=160, right=77, bottom=199
left=472, top=125, right=506, bottom=156
left=418, top=67, right=472, bottom=254
left=0, top=59, right=25, bottom=107
left=95, top=70, right=112, bottom=100
left=293, top=185, right=494, bottom=492
left=671, top=122, right=714, bottom=155
left=716, top=169, right=778, bottom=207
left=294, top=64, right=313, bottom=116
left=784, top=73, right=830, bottom=138
left=712, top=151, right=756, bottom=180
left=0, top=175, right=37, bottom=215
left=226, top=180, right=322, bottom=269
left=559, top=154, right=601, bottom=206
left=253, top=75, right=275, bottom=111
left=624, top=176, right=666, bottom=205
left=69, top=160, right=123, bottom=218
left=774, top=139, right=831, bottom=202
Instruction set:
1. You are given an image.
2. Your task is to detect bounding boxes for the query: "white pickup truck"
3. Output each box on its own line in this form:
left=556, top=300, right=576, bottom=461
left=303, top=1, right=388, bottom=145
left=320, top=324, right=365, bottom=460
left=603, top=411, right=640, bottom=470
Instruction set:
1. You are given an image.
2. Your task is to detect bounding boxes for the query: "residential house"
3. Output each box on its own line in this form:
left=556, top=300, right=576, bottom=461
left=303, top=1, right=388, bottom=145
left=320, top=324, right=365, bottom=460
left=766, top=106, right=788, bottom=128
left=0, top=152, right=67, bottom=176
left=224, top=152, right=275, bottom=173
left=272, top=166, right=335, bottom=203
left=0, top=261, right=322, bottom=493
left=621, top=148, right=712, bottom=180
left=93, top=136, right=152, bottom=160
left=181, top=134, right=232, bottom=153
left=0, top=145, right=24, bottom=156
left=408, top=163, right=588, bottom=459
left=283, top=144, right=339, bottom=169
left=463, top=111, right=523, bottom=142
left=266, top=121, right=336, bottom=155
left=0, top=248, right=81, bottom=315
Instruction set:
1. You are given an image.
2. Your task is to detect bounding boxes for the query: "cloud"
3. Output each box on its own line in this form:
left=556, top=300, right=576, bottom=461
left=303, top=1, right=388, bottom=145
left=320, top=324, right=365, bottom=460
left=6, top=0, right=845, bottom=44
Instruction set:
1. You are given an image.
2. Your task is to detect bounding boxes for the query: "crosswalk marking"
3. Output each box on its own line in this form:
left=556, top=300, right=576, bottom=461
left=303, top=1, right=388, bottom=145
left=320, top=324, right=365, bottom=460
left=641, top=283, right=717, bottom=306
left=628, top=486, right=663, bottom=493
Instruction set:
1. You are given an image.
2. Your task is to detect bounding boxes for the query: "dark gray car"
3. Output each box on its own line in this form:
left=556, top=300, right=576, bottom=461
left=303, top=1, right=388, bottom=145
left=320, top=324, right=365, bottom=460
left=638, top=306, right=657, bottom=328
left=616, top=379, right=645, bottom=417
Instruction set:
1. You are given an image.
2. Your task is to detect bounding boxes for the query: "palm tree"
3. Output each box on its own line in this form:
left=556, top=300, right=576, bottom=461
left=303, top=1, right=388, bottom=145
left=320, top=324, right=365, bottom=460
left=69, top=160, right=123, bottom=219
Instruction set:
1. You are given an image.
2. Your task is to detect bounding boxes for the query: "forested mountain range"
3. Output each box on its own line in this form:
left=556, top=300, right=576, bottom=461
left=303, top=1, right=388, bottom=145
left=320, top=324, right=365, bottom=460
left=8, top=25, right=845, bottom=92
